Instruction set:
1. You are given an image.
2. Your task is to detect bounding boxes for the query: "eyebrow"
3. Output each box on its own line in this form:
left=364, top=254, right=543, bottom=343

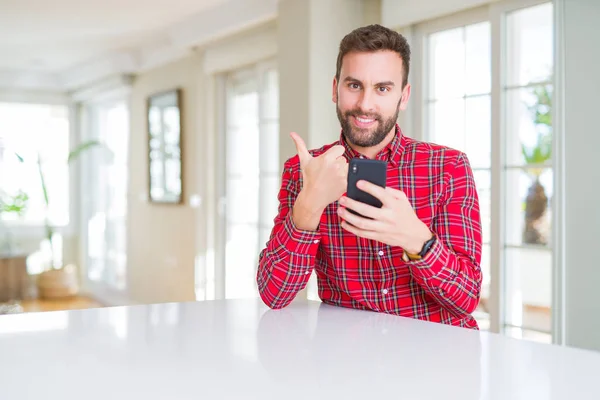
left=343, top=76, right=396, bottom=87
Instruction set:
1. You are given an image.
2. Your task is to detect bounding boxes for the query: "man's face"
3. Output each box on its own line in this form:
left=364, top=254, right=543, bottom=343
left=333, top=50, right=410, bottom=148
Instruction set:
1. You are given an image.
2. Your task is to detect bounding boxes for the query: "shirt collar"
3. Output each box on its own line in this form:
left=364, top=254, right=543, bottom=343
left=339, top=124, right=405, bottom=167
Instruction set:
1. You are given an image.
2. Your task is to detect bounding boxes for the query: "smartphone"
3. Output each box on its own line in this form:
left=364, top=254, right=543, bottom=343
left=346, top=158, right=387, bottom=217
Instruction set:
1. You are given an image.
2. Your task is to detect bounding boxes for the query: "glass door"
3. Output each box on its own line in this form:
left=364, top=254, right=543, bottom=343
left=81, top=100, right=129, bottom=293
left=217, top=61, right=279, bottom=299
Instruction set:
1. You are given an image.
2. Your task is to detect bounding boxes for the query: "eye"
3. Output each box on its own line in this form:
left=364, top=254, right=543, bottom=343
left=378, top=86, right=390, bottom=93
left=348, top=83, right=361, bottom=90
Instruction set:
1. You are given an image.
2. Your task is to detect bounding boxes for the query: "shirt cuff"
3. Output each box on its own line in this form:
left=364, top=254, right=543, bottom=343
left=405, top=237, right=449, bottom=280
left=275, top=211, right=321, bottom=257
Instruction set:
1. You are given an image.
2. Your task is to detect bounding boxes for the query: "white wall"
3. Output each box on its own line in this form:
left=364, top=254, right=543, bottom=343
left=124, top=23, right=278, bottom=305
left=558, top=0, right=600, bottom=352
left=127, top=55, right=202, bottom=304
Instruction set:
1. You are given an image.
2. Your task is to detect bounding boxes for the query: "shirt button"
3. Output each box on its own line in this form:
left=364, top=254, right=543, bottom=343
left=313, top=239, right=320, bottom=244
left=378, top=250, right=384, bottom=256
left=305, top=271, right=310, bottom=275
left=382, top=289, right=388, bottom=295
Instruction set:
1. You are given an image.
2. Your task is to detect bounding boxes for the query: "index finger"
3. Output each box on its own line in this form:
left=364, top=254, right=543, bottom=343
left=357, top=180, right=391, bottom=205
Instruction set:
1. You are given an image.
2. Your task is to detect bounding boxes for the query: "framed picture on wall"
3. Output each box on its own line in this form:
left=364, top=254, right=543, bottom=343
left=147, top=88, right=183, bottom=204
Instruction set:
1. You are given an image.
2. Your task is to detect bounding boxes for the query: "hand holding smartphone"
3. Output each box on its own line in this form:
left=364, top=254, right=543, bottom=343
left=345, top=158, right=387, bottom=217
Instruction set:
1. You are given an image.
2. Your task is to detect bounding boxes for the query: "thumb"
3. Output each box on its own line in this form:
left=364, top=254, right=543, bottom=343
left=323, top=144, right=346, bottom=160
left=290, top=132, right=311, bottom=165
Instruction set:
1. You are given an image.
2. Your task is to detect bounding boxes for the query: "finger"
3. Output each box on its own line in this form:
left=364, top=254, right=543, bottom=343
left=385, top=187, right=407, bottom=200
left=323, top=144, right=345, bottom=160
left=339, top=196, right=382, bottom=219
left=341, top=220, right=381, bottom=241
left=290, top=132, right=311, bottom=165
left=356, top=180, right=391, bottom=205
left=338, top=206, right=385, bottom=231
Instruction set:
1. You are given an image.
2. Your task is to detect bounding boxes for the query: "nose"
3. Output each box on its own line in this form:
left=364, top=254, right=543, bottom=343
left=357, top=88, right=375, bottom=114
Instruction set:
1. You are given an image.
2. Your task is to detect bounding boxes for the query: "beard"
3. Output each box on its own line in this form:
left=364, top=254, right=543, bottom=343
left=336, top=102, right=400, bottom=148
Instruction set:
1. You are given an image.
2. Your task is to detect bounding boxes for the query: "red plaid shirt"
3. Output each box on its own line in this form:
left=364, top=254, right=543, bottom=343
left=257, top=125, right=483, bottom=329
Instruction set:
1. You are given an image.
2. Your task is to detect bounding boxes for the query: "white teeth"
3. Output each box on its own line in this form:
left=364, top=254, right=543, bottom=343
left=356, top=117, right=374, bottom=123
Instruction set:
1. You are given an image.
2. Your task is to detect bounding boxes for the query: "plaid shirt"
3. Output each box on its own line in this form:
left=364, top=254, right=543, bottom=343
left=257, top=125, right=483, bottom=329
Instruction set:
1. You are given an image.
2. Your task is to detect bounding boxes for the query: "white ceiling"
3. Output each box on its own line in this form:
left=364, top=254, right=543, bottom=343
left=1, top=0, right=484, bottom=93
left=0, top=0, right=277, bottom=92
left=0, top=0, right=229, bottom=72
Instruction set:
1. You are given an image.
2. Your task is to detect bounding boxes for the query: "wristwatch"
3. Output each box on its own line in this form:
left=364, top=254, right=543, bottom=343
left=403, top=234, right=436, bottom=262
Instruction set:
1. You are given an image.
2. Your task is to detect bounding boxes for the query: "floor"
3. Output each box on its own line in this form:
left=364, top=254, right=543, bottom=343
left=19, top=296, right=104, bottom=313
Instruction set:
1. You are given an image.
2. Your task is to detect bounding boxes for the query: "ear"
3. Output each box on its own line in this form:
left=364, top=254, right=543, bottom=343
left=332, top=76, right=338, bottom=103
left=398, top=83, right=411, bottom=111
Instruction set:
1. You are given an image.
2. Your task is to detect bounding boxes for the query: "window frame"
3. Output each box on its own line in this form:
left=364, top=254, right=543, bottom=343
left=211, top=58, right=279, bottom=301
left=410, top=0, right=560, bottom=343
left=77, top=87, right=132, bottom=306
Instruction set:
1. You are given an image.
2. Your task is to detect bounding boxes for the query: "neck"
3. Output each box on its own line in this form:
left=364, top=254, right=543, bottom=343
left=349, top=126, right=397, bottom=159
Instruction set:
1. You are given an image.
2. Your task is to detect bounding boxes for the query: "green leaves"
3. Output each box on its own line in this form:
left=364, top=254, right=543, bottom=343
left=67, top=140, right=104, bottom=163
left=0, top=191, right=29, bottom=216
left=522, top=84, right=552, bottom=170
left=529, top=85, right=552, bottom=128
left=4, top=140, right=109, bottom=235
left=521, top=131, right=552, bottom=165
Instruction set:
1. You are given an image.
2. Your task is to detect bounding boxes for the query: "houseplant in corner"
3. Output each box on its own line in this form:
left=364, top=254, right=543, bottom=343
left=17, top=141, right=109, bottom=299
left=0, top=190, right=29, bottom=254
left=521, top=84, right=552, bottom=245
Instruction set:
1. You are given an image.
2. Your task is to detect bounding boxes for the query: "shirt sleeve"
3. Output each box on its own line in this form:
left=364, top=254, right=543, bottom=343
left=407, top=152, right=483, bottom=319
left=257, top=158, right=321, bottom=309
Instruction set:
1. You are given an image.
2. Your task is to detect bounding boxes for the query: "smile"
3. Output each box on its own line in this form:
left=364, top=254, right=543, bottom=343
left=352, top=115, right=377, bottom=127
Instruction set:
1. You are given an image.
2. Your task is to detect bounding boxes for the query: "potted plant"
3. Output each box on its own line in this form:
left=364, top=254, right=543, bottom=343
left=0, top=190, right=29, bottom=254
left=16, top=141, right=109, bottom=298
left=521, top=84, right=552, bottom=245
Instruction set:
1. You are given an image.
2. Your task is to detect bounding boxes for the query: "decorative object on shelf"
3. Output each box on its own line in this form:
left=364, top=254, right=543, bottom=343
left=147, top=88, right=183, bottom=204
left=522, top=84, right=552, bottom=245
left=0, top=302, right=23, bottom=315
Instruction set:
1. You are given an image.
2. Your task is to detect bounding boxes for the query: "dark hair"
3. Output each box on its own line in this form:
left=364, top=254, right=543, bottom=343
left=336, top=24, right=411, bottom=88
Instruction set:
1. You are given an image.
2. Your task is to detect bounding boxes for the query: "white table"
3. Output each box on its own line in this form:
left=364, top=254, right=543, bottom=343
left=1, top=299, right=599, bottom=399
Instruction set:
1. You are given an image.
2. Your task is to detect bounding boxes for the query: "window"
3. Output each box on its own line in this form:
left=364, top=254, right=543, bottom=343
left=0, top=103, right=70, bottom=226
left=417, top=1, right=554, bottom=343
left=219, top=63, right=279, bottom=299
left=425, top=21, right=492, bottom=329
left=82, top=101, right=129, bottom=291
left=503, top=2, right=553, bottom=342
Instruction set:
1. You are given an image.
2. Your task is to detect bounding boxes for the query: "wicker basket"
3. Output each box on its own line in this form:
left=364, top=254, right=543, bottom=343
left=37, top=264, right=79, bottom=299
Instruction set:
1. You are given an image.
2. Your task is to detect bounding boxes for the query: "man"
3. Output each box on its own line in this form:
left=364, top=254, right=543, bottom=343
left=256, top=24, right=483, bottom=329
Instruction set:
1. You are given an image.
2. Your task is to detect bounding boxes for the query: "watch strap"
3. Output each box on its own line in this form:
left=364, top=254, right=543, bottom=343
left=402, top=234, right=436, bottom=262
